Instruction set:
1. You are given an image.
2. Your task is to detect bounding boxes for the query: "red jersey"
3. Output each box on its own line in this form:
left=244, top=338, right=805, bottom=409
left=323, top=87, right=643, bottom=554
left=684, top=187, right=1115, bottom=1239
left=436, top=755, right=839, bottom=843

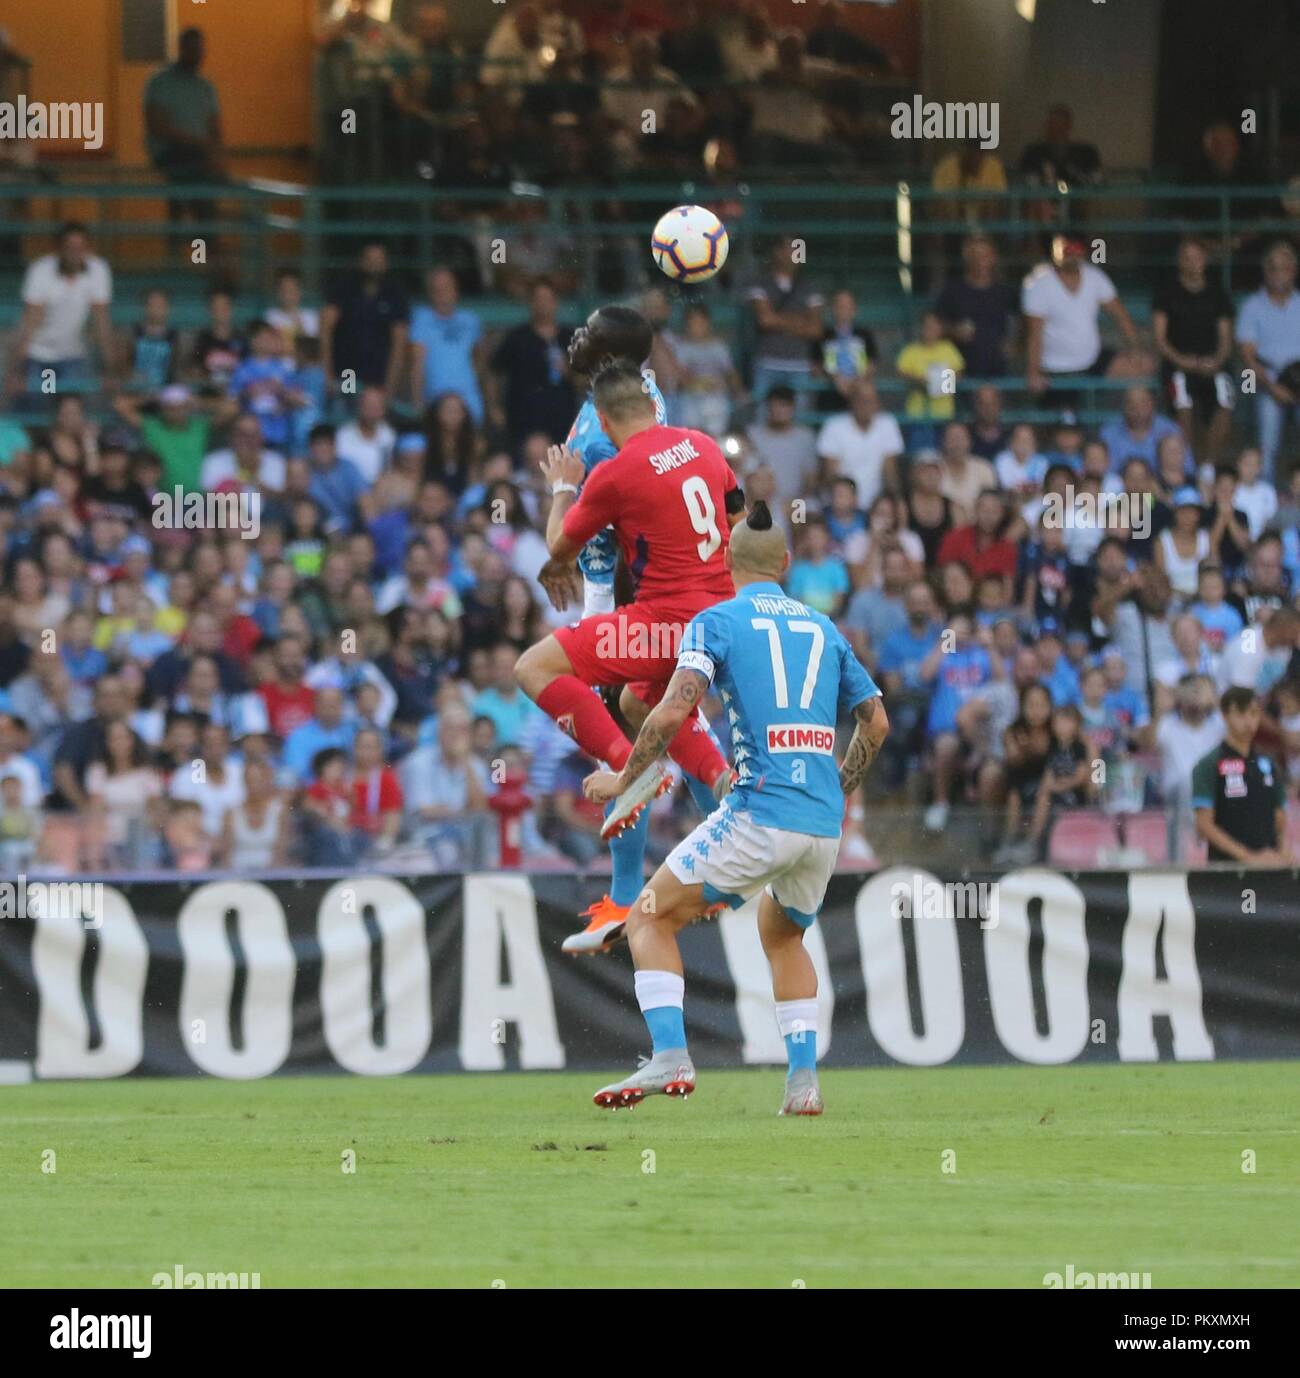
left=562, top=424, right=737, bottom=612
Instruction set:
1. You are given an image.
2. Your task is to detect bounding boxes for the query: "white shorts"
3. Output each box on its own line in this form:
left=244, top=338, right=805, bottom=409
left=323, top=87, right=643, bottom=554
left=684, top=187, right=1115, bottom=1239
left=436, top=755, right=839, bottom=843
left=664, top=804, right=840, bottom=928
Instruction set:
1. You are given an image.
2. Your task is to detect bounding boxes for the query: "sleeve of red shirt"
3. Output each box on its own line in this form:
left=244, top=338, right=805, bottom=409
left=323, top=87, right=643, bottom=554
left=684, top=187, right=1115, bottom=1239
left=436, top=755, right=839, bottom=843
left=381, top=769, right=403, bottom=812
left=936, top=527, right=964, bottom=565
left=560, top=464, right=617, bottom=550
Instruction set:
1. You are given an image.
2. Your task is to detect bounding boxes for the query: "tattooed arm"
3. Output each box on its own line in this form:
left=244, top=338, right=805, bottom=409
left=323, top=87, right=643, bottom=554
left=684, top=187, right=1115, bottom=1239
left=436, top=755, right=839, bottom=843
left=839, top=694, right=889, bottom=796
left=584, top=667, right=709, bottom=802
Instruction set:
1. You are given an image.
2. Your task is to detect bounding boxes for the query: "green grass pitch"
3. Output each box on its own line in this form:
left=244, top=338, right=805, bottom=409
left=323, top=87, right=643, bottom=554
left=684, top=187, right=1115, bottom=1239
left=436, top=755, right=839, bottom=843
left=4, top=1063, right=1298, bottom=1288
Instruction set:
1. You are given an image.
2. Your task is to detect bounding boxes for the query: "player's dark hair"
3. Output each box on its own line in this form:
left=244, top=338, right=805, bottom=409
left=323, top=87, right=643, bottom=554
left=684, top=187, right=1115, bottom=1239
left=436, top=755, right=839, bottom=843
left=587, top=305, right=653, bottom=367
left=746, top=500, right=773, bottom=531
left=1220, top=685, right=1257, bottom=716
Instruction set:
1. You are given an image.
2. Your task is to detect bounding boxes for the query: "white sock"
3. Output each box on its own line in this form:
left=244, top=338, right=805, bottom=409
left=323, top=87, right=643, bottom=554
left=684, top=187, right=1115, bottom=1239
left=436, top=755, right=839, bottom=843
left=775, top=998, right=818, bottom=1041
left=635, top=969, right=684, bottom=1013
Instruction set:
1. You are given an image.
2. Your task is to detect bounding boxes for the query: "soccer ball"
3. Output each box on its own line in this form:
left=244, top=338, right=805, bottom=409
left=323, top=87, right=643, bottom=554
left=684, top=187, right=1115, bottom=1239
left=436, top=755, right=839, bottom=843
left=651, top=204, right=729, bottom=283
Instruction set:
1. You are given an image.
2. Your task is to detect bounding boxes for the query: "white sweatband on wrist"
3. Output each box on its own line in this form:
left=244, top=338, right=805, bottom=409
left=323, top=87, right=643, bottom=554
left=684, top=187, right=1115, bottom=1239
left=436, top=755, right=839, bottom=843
left=550, top=482, right=579, bottom=497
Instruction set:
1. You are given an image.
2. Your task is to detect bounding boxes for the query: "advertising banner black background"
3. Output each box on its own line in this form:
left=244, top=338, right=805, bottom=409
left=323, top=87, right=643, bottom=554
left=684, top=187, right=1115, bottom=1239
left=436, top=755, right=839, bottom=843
left=0, top=868, right=1296, bottom=1077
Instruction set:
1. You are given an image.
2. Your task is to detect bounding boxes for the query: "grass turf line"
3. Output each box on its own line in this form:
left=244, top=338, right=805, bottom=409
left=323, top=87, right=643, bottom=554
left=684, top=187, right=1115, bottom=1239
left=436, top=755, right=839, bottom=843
left=3, top=1062, right=1297, bottom=1288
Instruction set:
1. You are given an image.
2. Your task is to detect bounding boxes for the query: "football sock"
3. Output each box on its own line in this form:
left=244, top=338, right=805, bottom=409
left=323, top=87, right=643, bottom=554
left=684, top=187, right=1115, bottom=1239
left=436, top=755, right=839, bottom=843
left=776, top=998, right=819, bottom=1074
left=666, top=710, right=728, bottom=792
left=635, top=969, right=686, bottom=1054
left=607, top=802, right=649, bottom=908
left=537, top=677, right=630, bottom=769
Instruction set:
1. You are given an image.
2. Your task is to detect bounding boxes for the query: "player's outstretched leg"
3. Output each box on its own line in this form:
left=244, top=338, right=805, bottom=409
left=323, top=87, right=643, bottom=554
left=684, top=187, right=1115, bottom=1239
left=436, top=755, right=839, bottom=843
left=593, top=866, right=705, bottom=1109
left=758, top=890, right=824, bottom=1117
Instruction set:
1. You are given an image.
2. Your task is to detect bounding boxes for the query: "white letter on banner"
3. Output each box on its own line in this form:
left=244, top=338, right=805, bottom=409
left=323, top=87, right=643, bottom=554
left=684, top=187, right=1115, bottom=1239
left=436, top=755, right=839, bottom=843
left=984, top=869, right=1090, bottom=1063
left=319, top=877, right=431, bottom=1074
left=34, top=886, right=145, bottom=1078
left=718, top=897, right=833, bottom=1063
left=460, top=875, right=564, bottom=1070
left=856, top=868, right=963, bottom=1065
left=177, top=882, right=294, bottom=1078
left=1118, top=872, right=1214, bottom=1061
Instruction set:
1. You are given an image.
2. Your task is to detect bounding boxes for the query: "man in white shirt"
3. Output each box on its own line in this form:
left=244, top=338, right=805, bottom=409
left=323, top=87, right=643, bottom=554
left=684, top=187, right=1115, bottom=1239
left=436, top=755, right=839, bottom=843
left=1156, top=674, right=1223, bottom=805
left=6, top=222, right=114, bottom=399
left=481, top=0, right=583, bottom=106
left=816, top=379, right=903, bottom=509
left=200, top=416, right=287, bottom=494
left=335, top=385, right=396, bottom=485
left=1023, top=236, right=1137, bottom=395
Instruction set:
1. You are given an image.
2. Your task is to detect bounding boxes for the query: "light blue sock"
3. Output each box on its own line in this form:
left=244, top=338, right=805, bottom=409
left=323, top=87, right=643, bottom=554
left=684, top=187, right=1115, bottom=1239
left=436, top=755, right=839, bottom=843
left=776, top=998, right=819, bottom=1074
left=784, top=1029, right=818, bottom=1074
left=636, top=970, right=687, bottom=1054
left=606, top=799, right=650, bottom=908
left=645, top=1004, right=687, bottom=1054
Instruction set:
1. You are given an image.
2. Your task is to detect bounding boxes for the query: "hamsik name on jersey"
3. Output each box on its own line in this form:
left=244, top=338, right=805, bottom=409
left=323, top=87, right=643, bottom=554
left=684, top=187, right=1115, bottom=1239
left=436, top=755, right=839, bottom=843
left=677, top=581, right=880, bottom=838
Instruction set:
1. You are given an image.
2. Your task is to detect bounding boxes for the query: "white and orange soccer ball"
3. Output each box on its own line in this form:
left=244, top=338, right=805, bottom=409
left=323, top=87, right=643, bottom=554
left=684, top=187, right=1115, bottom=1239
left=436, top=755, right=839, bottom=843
left=650, top=204, right=729, bottom=283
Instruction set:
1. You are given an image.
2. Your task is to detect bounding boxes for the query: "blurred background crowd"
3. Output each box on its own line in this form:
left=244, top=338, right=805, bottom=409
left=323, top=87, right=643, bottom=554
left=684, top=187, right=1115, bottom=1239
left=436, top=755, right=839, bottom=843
left=1, top=0, right=1300, bottom=875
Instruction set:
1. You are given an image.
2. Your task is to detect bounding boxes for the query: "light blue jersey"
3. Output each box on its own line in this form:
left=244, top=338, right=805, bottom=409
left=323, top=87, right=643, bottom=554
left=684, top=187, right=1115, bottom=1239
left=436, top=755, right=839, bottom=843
left=677, top=581, right=880, bottom=839
left=567, top=373, right=667, bottom=585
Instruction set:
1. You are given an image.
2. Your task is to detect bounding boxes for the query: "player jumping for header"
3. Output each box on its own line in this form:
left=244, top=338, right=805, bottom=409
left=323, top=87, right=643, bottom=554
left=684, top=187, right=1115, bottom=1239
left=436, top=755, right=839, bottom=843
left=516, top=359, right=743, bottom=952
left=582, top=502, right=889, bottom=1116
left=537, top=311, right=739, bottom=956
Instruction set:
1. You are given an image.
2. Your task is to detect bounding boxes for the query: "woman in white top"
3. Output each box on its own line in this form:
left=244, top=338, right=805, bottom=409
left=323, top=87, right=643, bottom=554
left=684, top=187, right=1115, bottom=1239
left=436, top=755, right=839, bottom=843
left=1155, top=491, right=1211, bottom=600
left=85, top=722, right=163, bottom=867
left=221, top=759, right=288, bottom=869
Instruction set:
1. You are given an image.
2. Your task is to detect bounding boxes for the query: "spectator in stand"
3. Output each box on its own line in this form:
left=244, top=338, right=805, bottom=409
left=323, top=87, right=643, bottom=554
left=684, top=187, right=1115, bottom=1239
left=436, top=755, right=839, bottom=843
left=786, top=516, right=849, bottom=618
left=1155, top=488, right=1212, bottom=600
left=188, top=287, right=245, bottom=396
left=1152, top=236, right=1235, bottom=461
left=1022, top=703, right=1092, bottom=857
left=400, top=701, right=490, bottom=866
left=0, top=713, right=41, bottom=809
left=1234, top=447, right=1277, bottom=540
left=1235, top=240, right=1300, bottom=482
left=601, top=30, right=698, bottom=158
left=302, top=746, right=356, bottom=865
left=1023, top=236, right=1137, bottom=399
left=1154, top=611, right=1219, bottom=715
left=259, top=636, right=316, bottom=739
left=50, top=675, right=129, bottom=814
left=6, top=223, right=115, bottom=403
left=746, top=385, right=818, bottom=521
left=322, top=241, right=410, bottom=395
left=850, top=492, right=925, bottom=588
left=1017, top=104, right=1101, bottom=187
left=664, top=303, right=741, bottom=437
left=349, top=726, right=403, bottom=855
left=169, top=721, right=245, bottom=839
left=335, top=385, right=396, bottom=485
left=408, top=266, right=486, bottom=423
left=143, top=28, right=225, bottom=228
left=936, top=422, right=996, bottom=518
left=481, top=0, right=583, bottom=104
left=490, top=279, right=575, bottom=447
left=266, top=268, right=320, bottom=350
left=1157, top=672, right=1223, bottom=807
left=874, top=579, right=942, bottom=790
left=842, top=544, right=910, bottom=670
left=930, top=141, right=1007, bottom=246
left=921, top=612, right=998, bottom=831
left=815, top=289, right=877, bottom=403
left=219, top=756, right=289, bottom=868
left=228, top=319, right=305, bottom=455
left=935, top=234, right=1015, bottom=379
left=1099, top=387, right=1181, bottom=474
left=896, top=309, right=965, bottom=435
left=816, top=379, right=903, bottom=512
left=994, top=422, right=1047, bottom=496
left=281, top=685, right=355, bottom=783
left=747, top=30, right=838, bottom=165
left=472, top=641, right=538, bottom=748
left=1219, top=605, right=1300, bottom=697
left=1193, top=686, right=1292, bottom=865
left=748, top=237, right=825, bottom=399
left=937, top=489, right=1017, bottom=589
left=200, top=415, right=286, bottom=495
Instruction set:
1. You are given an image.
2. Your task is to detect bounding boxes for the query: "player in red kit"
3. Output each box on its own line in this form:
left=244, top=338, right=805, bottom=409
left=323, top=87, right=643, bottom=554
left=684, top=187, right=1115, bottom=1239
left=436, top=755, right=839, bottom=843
left=516, top=362, right=743, bottom=948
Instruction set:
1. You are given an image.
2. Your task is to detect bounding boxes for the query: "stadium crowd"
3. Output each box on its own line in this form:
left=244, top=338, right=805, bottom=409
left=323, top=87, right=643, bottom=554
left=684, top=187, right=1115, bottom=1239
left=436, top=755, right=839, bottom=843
left=0, top=7, right=1298, bottom=875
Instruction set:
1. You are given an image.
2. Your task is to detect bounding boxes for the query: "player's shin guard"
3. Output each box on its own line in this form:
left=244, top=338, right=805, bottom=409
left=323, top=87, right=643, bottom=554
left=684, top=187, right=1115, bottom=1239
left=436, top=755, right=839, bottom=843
left=775, top=998, right=818, bottom=1074
left=537, top=677, right=631, bottom=768
left=635, top=969, right=687, bottom=1054
left=606, top=799, right=650, bottom=907
left=666, top=710, right=727, bottom=796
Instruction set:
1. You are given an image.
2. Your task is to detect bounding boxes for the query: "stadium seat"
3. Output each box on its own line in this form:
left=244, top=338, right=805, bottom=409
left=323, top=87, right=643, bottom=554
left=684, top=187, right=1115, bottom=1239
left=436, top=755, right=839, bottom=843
left=1047, top=811, right=1120, bottom=868
left=1122, top=812, right=1173, bottom=865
